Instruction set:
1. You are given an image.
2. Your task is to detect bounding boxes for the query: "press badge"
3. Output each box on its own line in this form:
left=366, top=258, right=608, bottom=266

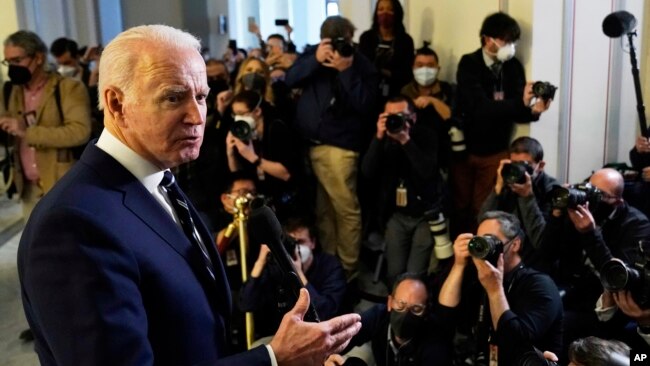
left=226, top=249, right=238, bottom=267
left=396, top=182, right=407, bottom=207
left=493, top=91, right=504, bottom=100
left=489, top=344, right=498, bottom=366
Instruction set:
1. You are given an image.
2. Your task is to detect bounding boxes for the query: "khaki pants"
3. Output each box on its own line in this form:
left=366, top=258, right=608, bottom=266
left=309, top=145, right=361, bottom=272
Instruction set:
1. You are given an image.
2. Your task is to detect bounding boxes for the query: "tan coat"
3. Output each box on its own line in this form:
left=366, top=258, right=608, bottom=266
left=0, top=72, right=91, bottom=194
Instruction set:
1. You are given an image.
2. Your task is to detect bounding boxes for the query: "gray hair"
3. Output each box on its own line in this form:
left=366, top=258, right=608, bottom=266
left=97, top=24, right=202, bottom=110
left=4, top=30, right=47, bottom=56
left=478, top=211, right=521, bottom=240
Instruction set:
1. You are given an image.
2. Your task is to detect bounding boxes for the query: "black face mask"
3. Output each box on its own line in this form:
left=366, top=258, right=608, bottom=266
left=592, top=202, right=616, bottom=225
left=8, top=64, right=32, bottom=85
left=242, top=73, right=266, bottom=93
left=390, top=310, right=424, bottom=341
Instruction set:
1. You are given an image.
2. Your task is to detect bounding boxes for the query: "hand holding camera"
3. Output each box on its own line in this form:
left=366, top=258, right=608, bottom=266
left=226, top=130, right=257, bottom=162
left=376, top=112, right=411, bottom=144
left=472, top=249, right=505, bottom=296
left=636, top=136, right=650, bottom=154
left=318, top=38, right=354, bottom=72
left=524, top=81, right=556, bottom=114
left=566, top=202, right=596, bottom=233
left=497, top=159, right=534, bottom=197
left=452, top=233, right=473, bottom=267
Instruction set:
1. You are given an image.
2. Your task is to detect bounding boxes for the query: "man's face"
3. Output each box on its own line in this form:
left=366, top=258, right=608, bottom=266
left=206, top=62, right=228, bottom=82
left=287, top=227, right=316, bottom=251
left=384, top=100, right=413, bottom=120
left=221, top=179, right=257, bottom=214
left=387, top=279, right=427, bottom=316
left=54, top=51, right=79, bottom=67
left=266, top=38, right=284, bottom=56
left=3, top=44, right=40, bottom=74
left=413, top=54, right=438, bottom=69
left=120, top=45, right=208, bottom=169
left=589, top=171, right=623, bottom=207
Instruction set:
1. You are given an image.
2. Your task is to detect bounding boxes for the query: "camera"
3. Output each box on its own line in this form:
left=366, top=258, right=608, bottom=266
left=600, top=243, right=650, bottom=308
left=448, top=117, right=466, bottom=153
left=231, top=116, right=256, bottom=141
left=332, top=37, right=354, bottom=57
left=501, top=161, right=534, bottom=185
left=550, top=183, right=602, bottom=210
left=532, top=81, right=557, bottom=101
left=385, top=113, right=409, bottom=134
left=468, top=234, right=503, bottom=264
left=427, top=212, right=453, bottom=259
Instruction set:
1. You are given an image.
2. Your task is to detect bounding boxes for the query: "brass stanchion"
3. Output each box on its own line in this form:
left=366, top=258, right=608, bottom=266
left=233, top=195, right=254, bottom=350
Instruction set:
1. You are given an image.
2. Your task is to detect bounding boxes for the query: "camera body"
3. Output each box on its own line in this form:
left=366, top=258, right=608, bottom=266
left=385, top=113, right=411, bottom=134
left=231, top=116, right=256, bottom=141
left=601, top=249, right=650, bottom=308
left=332, top=37, right=354, bottom=57
left=532, top=81, right=557, bottom=101
left=468, top=234, right=503, bottom=264
left=550, top=182, right=602, bottom=210
left=501, top=161, right=534, bottom=185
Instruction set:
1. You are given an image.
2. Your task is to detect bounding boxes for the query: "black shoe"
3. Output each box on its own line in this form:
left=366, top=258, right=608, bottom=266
left=19, top=328, right=34, bottom=342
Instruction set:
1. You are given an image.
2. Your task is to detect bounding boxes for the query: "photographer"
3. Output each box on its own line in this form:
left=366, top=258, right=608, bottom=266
left=480, top=137, right=559, bottom=268
left=239, top=217, right=346, bottom=340
left=439, top=211, right=562, bottom=366
left=452, top=12, right=552, bottom=236
left=285, top=16, right=379, bottom=276
left=325, top=272, right=454, bottom=366
left=361, top=96, right=447, bottom=283
left=595, top=289, right=650, bottom=351
left=540, top=168, right=650, bottom=353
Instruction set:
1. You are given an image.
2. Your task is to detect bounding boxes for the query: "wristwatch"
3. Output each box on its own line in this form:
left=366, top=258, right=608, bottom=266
left=253, top=157, right=262, bottom=166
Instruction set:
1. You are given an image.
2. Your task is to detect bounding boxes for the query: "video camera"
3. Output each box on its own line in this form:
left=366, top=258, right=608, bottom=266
left=550, top=182, right=602, bottom=210
left=468, top=234, right=503, bottom=265
left=385, top=113, right=412, bottom=134
left=332, top=37, right=354, bottom=57
left=501, top=161, right=534, bottom=185
left=532, top=81, right=557, bottom=101
left=600, top=241, right=650, bottom=308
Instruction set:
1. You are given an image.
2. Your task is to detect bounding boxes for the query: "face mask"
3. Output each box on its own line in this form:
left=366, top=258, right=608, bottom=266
left=271, top=75, right=285, bottom=84
left=57, top=65, right=77, bottom=78
left=496, top=42, right=516, bottom=62
left=208, top=78, right=229, bottom=95
left=591, top=202, right=616, bottom=225
left=377, top=13, right=395, bottom=28
left=8, top=64, right=32, bottom=85
left=389, top=310, right=424, bottom=341
left=413, top=67, right=438, bottom=87
left=297, top=244, right=312, bottom=264
left=242, top=73, right=266, bottom=93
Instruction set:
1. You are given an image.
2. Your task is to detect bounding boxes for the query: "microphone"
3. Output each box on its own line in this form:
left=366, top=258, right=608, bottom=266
left=602, top=11, right=637, bottom=38
left=248, top=205, right=320, bottom=322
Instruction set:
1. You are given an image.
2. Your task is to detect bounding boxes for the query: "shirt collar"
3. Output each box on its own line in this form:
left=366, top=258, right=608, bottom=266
left=95, top=129, right=166, bottom=193
left=482, top=48, right=497, bottom=68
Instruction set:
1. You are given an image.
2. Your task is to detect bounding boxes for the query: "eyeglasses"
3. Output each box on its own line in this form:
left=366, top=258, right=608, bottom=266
left=1, top=55, right=32, bottom=66
left=600, top=192, right=621, bottom=201
left=391, top=298, right=426, bottom=316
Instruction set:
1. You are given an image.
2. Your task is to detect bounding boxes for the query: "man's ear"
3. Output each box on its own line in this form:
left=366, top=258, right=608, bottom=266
left=537, top=160, right=546, bottom=171
left=387, top=295, right=393, bottom=311
left=104, top=86, right=126, bottom=126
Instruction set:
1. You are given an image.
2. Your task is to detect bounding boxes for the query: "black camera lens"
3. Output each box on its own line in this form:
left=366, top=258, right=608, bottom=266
left=231, top=120, right=253, bottom=141
left=385, top=114, right=405, bottom=134
left=501, top=162, right=533, bottom=185
left=468, top=235, right=503, bottom=261
left=532, top=81, right=558, bottom=101
left=601, top=258, right=640, bottom=291
left=333, top=37, right=354, bottom=57
left=550, top=186, right=587, bottom=209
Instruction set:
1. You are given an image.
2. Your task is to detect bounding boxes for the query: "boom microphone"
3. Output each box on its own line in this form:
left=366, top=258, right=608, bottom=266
left=602, top=11, right=637, bottom=38
left=248, top=205, right=320, bottom=322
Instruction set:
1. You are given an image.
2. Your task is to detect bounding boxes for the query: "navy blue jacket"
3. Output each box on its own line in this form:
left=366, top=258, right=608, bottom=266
left=18, top=142, right=270, bottom=365
left=285, top=44, right=379, bottom=152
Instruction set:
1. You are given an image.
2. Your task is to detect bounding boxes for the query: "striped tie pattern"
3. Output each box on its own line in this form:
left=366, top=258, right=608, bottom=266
left=160, top=171, right=215, bottom=280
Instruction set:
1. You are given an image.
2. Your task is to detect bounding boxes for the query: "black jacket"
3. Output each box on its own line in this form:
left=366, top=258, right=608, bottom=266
left=456, top=48, right=539, bottom=156
left=358, top=30, right=415, bottom=98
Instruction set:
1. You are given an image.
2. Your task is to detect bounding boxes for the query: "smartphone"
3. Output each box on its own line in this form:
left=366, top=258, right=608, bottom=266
left=275, top=19, right=289, bottom=26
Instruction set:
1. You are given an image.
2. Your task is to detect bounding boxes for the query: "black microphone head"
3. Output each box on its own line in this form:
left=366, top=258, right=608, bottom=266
left=602, top=10, right=637, bottom=38
left=248, top=205, right=283, bottom=244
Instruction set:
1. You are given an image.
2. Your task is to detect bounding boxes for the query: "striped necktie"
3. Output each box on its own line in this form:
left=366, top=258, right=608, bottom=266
left=160, top=171, right=215, bottom=280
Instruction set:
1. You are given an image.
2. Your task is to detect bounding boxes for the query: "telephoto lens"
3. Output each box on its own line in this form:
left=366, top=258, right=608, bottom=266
left=501, top=161, right=534, bottom=185
left=600, top=258, right=638, bottom=292
left=468, top=235, right=503, bottom=264
left=550, top=183, right=602, bottom=209
left=385, top=114, right=406, bottom=134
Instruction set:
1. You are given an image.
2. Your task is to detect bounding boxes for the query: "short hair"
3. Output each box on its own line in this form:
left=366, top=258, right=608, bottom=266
left=231, top=90, right=263, bottom=112
left=371, top=0, right=406, bottom=35
left=386, top=95, right=415, bottom=115
left=478, top=211, right=522, bottom=241
left=4, top=30, right=47, bottom=57
left=50, top=37, right=79, bottom=57
left=222, top=171, right=257, bottom=194
left=283, top=216, right=317, bottom=240
left=569, top=337, right=630, bottom=366
left=267, top=34, right=286, bottom=46
left=415, top=41, right=439, bottom=63
left=391, top=272, right=427, bottom=295
left=320, top=16, right=356, bottom=41
left=98, top=24, right=201, bottom=110
left=510, top=136, right=544, bottom=162
left=480, top=12, right=521, bottom=45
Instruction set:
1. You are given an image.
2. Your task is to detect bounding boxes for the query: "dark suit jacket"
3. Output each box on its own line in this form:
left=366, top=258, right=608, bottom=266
left=18, top=142, right=270, bottom=365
